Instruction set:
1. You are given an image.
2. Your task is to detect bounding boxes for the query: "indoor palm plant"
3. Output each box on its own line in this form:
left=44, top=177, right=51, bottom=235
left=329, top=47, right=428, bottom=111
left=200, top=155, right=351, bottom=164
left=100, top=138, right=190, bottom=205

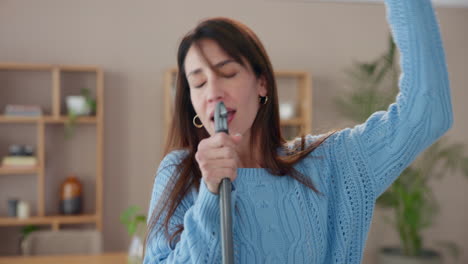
left=335, top=35, right=468, bottom=264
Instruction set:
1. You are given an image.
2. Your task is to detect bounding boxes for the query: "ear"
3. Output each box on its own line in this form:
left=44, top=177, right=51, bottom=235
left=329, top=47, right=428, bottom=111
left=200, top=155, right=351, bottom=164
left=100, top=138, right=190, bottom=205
left=257, top=75, right=267, bottom=97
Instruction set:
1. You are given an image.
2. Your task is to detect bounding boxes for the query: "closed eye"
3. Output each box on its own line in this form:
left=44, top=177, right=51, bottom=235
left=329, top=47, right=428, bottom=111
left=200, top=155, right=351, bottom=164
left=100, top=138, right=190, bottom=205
left=223, top=72, right=237, bottom=78
left=194, top=82, right=206, bottom=88
left=193, top=72, right=236, bottom=88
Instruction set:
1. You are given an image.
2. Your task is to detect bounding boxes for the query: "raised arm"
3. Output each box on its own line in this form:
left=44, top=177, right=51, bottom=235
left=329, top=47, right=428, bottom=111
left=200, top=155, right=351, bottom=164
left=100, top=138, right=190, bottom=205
left=348, top=0, right=453, bottom=197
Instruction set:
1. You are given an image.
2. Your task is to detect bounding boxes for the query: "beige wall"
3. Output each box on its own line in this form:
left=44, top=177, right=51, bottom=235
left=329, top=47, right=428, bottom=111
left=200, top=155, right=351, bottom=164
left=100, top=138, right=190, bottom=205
left=0, top=0, right=467, bottom=262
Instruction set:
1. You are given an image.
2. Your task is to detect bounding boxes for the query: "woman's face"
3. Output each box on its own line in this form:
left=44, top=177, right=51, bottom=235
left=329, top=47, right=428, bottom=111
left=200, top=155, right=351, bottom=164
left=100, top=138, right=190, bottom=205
left=184, top=38, right=267, bottom=137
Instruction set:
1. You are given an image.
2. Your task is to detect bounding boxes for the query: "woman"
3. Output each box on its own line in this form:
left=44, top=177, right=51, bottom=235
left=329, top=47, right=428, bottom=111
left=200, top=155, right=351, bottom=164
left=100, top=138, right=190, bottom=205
left=144, top=0, right=453, bottom=263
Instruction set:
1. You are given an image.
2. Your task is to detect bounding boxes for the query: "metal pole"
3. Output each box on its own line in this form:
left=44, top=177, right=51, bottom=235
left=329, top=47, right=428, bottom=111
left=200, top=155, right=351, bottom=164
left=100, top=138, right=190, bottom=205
left=214, top=102, right=234, bottom=264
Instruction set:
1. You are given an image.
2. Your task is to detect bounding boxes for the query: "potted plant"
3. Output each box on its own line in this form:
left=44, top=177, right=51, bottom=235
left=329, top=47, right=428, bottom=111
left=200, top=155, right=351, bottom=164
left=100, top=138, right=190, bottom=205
left=19, top=225, right=39, bottom=255
left=65, top=88, right=97, bottom=139
left=335, top=35, right=468, bottom=264
left=120, top=205, right=147, bottom=264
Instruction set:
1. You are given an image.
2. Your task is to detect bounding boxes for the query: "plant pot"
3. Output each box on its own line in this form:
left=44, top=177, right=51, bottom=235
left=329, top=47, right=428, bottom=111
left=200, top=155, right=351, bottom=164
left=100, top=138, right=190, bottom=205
left=378, top=247, right=441, bottom=264
left=66, top=96, right=91, bottom=116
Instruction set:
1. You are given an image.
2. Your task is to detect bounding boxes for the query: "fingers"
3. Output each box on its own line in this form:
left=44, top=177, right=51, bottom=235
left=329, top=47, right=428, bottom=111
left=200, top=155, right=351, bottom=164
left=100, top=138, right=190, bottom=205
left=195, top=132, right=243, bottom=194
left=201, top=161, right=238, bottom=182
left=198, top=132, right=239, bottom=151
left=204, top=169, right=237, bottom=194
left=196, top=146, right=236, bottom=161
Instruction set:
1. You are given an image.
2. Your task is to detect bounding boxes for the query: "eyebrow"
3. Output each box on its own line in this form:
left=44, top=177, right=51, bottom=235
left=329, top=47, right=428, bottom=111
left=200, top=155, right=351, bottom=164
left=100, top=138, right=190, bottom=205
left=187, top=59, right=236, bottom=77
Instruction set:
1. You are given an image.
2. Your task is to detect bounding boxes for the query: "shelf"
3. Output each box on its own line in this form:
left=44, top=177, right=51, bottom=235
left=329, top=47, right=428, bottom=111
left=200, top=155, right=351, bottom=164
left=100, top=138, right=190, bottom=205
left=0, top=116, right=41, bottom=123
left=0, top=115, right=97, bottom=124
left=0, top=62, right=105, bottom=238
left=275, top=70, right=308, bottom=77
left=280, top=118, right=303, bottom=126
left=0, top=214, right=98, bottom=227
left=0, top=166, right=40, bottom=175
left=59, top=65, right=100, bottom=72
left=0, top=63, right=54, bottom=71
left=43, top=116, right=97, bottom=124
left=0, top=63, right=99, bottom=72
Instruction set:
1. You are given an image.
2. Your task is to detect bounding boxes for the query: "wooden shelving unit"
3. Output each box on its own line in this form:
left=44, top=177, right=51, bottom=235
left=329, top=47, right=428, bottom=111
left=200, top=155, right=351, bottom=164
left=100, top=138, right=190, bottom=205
left=163, top=68, right=312, bottom=140
left=0, top=116, right=98, bottom=124
left=0, top=167, right=40, bottom=175
left=0, top=214, right=97, bottom=230
left=0, top=62, right=104, bottom=231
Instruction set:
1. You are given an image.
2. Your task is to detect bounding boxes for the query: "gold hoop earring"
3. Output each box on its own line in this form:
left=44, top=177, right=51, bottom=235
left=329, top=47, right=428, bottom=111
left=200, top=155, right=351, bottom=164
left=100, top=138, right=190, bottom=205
left=259, top=96, right=268, bottom=105
left=193, top=115, right=203, bottom=128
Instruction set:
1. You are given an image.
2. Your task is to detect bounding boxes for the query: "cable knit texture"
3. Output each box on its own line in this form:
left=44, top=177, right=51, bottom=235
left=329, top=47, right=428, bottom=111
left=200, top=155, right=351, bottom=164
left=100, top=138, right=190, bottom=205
left=144, top=0, right=453, bottom=263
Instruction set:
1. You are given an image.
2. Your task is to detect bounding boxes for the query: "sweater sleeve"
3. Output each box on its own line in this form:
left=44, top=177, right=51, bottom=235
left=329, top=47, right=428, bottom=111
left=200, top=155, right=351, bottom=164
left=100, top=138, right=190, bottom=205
left=348, top=0, right=453, bottom=198
left=144, top=150, right=238, bottom=263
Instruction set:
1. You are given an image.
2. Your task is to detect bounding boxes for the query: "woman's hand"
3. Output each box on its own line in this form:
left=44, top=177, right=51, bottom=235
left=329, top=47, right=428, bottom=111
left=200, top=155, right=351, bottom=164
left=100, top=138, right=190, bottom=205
left=195, top=133, right=243, bottom=194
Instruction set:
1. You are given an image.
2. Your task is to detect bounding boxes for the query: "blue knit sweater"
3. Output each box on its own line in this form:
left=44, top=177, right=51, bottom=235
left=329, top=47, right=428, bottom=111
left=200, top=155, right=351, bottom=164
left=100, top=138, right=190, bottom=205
left=144, top=0, right=453, bottom=263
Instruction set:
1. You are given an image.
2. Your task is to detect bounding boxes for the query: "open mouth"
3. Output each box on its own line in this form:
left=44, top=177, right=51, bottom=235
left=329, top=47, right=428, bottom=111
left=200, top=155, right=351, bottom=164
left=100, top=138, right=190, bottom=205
left=210, top=110, right=236, bottom=124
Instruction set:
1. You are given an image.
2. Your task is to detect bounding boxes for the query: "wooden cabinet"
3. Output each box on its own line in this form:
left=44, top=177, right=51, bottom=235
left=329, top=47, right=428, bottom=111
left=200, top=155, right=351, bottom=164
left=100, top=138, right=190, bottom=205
left=163, top=68, right=312, bottom=140
left=0, top=63, right=104, bottom=231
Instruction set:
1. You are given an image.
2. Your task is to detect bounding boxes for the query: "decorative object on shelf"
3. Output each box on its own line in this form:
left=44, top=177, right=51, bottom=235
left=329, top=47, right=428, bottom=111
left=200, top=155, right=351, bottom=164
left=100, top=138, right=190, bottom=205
left=8, top=144, right=34, bottom=156
left=7, top=198, right=19, bottom=217
left=335, top=35, right=468, bottom=263
left=23, top=145, right=35, bottom=156
left=9, top=145, right=24, bottom=156
left=59, top=175, right=83, bottom=215
left=1, top=156, right=37, bottom=168
left=279, top=102, right=296, bottom=120
left=17, top=200, right=30, bottom=219
left=20, top=225, right=39, bottom=255
left=66, top=96, right=91, bottom=116
left=120, top=205, right=147, bottom=264
left=65, top=88, right=97, bottom=139
left=1, top=144, right=37, bottom=169
left=1, top=144, right=37, bottom=168
left=4, top=104, right=43, bottom=117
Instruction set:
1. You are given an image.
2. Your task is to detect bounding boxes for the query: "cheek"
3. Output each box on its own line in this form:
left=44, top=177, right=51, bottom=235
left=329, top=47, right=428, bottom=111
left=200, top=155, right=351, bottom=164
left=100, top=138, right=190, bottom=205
left=189, top=90, right=201, bottom=109
left=238, top=87, right=260, bottom=119
left=189, top=91, right=208, bottom=120
left=244, top=84, right=261, bottom=107
left=189, top=92, right=200, bottom=115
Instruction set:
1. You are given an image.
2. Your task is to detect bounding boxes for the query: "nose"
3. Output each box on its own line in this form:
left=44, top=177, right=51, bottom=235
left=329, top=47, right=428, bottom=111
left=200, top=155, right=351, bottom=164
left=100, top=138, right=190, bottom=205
left=206, top=77, right=224, bottom=103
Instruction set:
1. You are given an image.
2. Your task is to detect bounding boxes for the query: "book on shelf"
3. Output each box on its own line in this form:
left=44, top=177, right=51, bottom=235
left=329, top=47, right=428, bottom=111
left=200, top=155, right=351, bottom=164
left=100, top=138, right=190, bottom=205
left=1, top=156, right=37, bottom=167
left=4, top=104, right=43, bottom=117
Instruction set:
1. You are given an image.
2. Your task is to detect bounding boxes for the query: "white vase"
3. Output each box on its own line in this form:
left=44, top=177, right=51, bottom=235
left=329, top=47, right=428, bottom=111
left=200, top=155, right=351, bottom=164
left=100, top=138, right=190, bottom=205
left=279, top=103, right=296, bottom=120
left=66, top=96, right=91, bottom=116
left=17, top=201, right=30, bottom=219
left=127, top=230, right=145, bottom=264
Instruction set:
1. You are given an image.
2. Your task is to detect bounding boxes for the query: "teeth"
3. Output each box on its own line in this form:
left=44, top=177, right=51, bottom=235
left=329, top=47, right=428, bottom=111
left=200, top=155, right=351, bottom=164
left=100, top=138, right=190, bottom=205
left=211, top=110, right=235, bottom=121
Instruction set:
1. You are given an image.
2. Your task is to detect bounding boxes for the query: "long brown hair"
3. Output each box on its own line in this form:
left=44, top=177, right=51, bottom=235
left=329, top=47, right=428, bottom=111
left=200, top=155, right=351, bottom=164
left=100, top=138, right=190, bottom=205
left=147, top=17, right=335, bottom=246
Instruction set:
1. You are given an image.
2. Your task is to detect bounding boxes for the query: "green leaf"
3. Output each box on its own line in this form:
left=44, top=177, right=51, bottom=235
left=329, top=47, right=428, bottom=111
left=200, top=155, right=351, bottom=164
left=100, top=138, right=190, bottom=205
left=81, top=88, right=97, bottom=114
left=21, top=225, right=39, bottom=240
left=65, top=111, right=78, bottom=139
left=120, top=205, right=147, bottom=236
